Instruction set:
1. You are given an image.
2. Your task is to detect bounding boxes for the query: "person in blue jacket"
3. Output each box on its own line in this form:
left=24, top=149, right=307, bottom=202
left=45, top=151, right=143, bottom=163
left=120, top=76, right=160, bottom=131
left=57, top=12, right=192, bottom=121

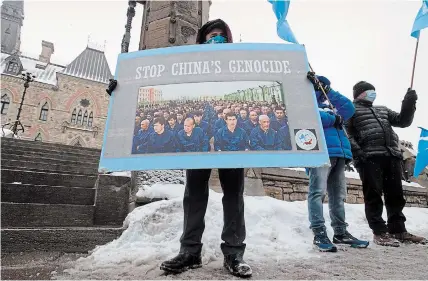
left=147, top=117, right=177, bottom=154
left=306, top=71, right=369, bottom=252
left=237, top=109, right=248, bottom=129
left=193, top=111, right=211, bottom=140
left=212, top=108, right=230, bottom=136
left=214, top=112, right=250, bottom=151
left=132, top=120, right=153, bottom=154
left=277, top=125, right=292, bottom=150
left=166, top=114, right=180, bottom=136
left=176, top=111, right=185, bottom=132
left=249, top=115, right=281, bottom=150
left=176, top=118, right=209, bottom=152
left=270, top=107, right=288, bottom=132
left=243, top=111, right=259, bottom=136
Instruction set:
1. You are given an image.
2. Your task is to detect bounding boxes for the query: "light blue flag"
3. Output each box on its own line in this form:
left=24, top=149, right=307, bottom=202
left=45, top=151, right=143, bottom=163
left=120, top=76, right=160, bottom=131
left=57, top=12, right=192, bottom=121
left=268, top=0, right=298, bottom=44
left=414, top=127, right=428, bottom=177
left=411, top=0, right=428, bottom=39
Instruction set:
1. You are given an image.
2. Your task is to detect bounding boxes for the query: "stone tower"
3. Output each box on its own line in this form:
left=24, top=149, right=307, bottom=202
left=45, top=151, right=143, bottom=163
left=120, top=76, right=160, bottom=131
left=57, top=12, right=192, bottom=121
left=1, top=0, right=24, bottom=54
left=120, top=0, right=210, bottom=53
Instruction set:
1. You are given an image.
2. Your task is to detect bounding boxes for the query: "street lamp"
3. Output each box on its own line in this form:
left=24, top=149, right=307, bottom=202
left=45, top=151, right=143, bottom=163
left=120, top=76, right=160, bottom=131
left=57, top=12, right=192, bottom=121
left=11, top=71, right=36, bottom=135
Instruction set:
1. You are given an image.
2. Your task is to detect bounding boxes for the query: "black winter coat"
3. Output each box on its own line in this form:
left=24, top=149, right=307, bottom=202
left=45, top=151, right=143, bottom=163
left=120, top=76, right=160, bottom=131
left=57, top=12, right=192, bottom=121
left=345, top=97, right=416, bottom=161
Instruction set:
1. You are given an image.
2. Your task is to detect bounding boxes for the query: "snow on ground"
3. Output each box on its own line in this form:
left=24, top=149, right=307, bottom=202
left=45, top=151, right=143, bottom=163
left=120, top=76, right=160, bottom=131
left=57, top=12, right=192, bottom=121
left=55, top=184, right=428, bottom=280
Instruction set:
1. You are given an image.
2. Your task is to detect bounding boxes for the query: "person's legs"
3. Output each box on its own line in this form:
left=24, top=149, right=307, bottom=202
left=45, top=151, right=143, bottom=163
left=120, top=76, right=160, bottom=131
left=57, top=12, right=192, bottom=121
left=161, top=169, right=211, bottom=273
left=218, top=168, right=251, bottom=277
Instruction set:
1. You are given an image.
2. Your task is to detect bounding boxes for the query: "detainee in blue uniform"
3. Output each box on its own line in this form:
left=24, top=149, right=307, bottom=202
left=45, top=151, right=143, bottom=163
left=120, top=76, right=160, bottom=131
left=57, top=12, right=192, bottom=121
left=193, top=111, right=211, bottom=141
left=147, top=117, right=177, bottom=153
left=277, top=125, right=292, bottom=150
left=176, top=111, right=185, bottom=132
left=237, top=109, right=248, bottom=129
left=243, top=110, right=259, bottom=136
left=270, top=107, right=288, bottom=132
left=249, top=115, right=281, bottom=151
left=166, top=114, right=180, bottom=136
left=306, top=72, right=369, bottom=252
left=212, top=108, right=230, bottom=136
left=132, top=120, right=153, bottom=154
left=214, top=112, right=250, bottom=151
left=176, top=118, right=209, bottom=152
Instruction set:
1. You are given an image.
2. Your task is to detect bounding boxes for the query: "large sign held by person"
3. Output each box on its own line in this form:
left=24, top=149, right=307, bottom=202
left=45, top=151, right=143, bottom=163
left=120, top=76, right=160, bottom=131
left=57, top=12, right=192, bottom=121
left=99, top=43, right=329, bottom=171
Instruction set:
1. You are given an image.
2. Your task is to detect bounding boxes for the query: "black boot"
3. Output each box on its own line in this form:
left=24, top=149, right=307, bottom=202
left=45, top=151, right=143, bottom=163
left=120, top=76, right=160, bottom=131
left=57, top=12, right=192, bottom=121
left=223, top=254, right=252, bottom=278
left=160, top=252, right=202, bottom=273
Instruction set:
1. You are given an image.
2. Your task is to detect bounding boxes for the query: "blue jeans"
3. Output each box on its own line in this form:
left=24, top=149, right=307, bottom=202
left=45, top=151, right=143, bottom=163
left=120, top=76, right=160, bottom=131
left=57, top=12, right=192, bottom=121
left=307, top=157, right=348, bottom=235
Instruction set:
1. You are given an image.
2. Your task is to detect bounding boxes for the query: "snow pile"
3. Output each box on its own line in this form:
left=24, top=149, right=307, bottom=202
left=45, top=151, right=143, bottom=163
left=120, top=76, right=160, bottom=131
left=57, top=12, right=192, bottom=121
left=57, top=184, right=428, bottom=280
left=135, top=170, right=185, bottom=186
left=0, top=128, right=18, bottom=138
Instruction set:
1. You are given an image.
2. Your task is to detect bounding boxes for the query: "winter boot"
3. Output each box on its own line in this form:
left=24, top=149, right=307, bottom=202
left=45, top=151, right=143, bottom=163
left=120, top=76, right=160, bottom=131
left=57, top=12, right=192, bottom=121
left=333, top=231, right=370, bottom=248
left=373, top=232, right=400, bottom=247
left=391, top=232, right=427, bottom=244
left=160, top=252, right=202, bottom=273
left=223, top=253, right=252, bottom=278
left=313, top=231, right=337, bottom=252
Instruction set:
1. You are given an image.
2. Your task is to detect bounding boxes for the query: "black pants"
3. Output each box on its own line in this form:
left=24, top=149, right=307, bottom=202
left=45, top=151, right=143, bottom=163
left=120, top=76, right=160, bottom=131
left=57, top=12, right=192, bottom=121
left=179, top=168, right=246, bottom=256
left=358, top=156, right=407, bottom=235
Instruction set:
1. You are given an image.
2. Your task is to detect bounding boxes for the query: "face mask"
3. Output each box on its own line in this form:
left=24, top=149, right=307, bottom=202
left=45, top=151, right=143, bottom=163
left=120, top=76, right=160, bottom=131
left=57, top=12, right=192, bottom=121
left=362, top=89, right=376, bottom=102
left=205, top=35, right=227, bottom=44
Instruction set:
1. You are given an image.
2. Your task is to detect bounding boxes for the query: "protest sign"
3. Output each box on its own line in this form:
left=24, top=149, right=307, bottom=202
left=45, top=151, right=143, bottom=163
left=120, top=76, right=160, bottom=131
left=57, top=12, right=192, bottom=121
left=99, top=43, right=329, bottom=171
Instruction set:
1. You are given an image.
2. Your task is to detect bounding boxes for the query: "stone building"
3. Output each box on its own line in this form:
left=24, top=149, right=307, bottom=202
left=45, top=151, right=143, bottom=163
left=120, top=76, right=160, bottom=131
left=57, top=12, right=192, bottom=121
left=0, top=0, right=112, bottom=148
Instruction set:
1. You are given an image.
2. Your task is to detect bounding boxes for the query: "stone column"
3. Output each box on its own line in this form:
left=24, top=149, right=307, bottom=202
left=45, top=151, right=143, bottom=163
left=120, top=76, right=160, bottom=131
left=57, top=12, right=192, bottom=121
left=138, top=0, right=211, bottom=50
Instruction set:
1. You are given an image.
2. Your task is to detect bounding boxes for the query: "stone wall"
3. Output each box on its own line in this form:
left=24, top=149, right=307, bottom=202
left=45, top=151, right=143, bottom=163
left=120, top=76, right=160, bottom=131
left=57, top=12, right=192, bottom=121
left=1, top=73, right=110, bottom=148
left=258, top=168, right=428, bottom=208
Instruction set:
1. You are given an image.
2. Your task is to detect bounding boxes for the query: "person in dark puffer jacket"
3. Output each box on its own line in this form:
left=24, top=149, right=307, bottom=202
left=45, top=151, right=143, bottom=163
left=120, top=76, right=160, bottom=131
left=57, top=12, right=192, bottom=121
left=306, top=72, right=369, bottom=252
left=346, top=81, right=427, bottom=247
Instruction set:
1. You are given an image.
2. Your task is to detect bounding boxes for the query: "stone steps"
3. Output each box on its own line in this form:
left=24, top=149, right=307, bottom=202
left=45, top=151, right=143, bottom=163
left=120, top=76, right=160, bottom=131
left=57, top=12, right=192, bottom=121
left=1, top=183, right=95, bottom=205
left=1, top=153, right=98, bottom=166
left=1, top=148, right=100, bottom=162
left=1, top=159, right=98, bottom=175
left=1, top=169, right=97, bottom=188
left=1, top=227, right=124, bottom=252
left=1, top=138, right=101, bottom=154
left=1, top=202, right=94, bottom=227
left=1, top=145, right=100, bottom=159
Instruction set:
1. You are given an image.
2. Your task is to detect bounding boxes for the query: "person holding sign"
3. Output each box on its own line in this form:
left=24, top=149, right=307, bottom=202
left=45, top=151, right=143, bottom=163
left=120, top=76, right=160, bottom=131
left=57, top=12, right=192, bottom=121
left=346, top=81, right=426, bottom=246
left=160, top=19, right=252, bottom=278
left=306, top=72, right=369, bottom=252
left=214, top=112, right=250, bottom=152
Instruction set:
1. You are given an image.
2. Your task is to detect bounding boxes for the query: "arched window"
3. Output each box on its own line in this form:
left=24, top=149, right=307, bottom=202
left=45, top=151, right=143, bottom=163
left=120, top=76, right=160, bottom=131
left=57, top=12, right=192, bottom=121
left=83, top=110, right=88, bottom=125
left=1, top=94, right=10, bottom=115
left=88, top=112, right=93, bottom=127
left=74, top=139, right=82, bottom=147
left=39, top=102, right=49, bottom=121
left=76, top=109, right=82, bottom=124
left=35, top=133, right=42, bottom=141
left=71, top=108, right=77, bottom=123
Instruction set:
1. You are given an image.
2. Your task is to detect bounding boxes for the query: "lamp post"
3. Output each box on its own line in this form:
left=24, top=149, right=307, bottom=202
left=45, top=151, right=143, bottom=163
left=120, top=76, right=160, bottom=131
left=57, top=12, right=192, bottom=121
left=11, top=71, right=35, bottom=135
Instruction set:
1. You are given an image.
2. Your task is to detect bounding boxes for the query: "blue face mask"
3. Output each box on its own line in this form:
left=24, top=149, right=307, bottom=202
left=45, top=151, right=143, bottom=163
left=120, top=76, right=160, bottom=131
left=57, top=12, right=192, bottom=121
left=205, top=35, right=227, bottom=44
left=363, top=90, right=376, bottom=102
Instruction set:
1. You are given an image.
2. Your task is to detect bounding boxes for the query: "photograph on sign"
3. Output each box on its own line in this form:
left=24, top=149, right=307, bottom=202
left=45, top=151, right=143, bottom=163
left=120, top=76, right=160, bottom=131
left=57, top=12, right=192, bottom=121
left=99, top=43, right=329, bottom=171
left=131, top=81, right=292, bottom=155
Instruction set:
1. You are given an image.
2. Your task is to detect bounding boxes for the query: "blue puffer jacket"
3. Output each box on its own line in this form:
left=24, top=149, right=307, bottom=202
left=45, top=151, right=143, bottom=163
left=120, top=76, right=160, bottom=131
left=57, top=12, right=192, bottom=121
left=316, top=76, right=355, bottom=160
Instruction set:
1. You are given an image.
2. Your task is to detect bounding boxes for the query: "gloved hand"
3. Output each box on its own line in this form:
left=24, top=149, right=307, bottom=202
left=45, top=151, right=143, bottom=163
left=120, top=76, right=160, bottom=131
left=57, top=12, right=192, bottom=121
left=106, top=79, right=117, bottom=96
left=334, top=114, right=344, bottom=129
left=404, top=88, right=417, bottom=102
left=307, top=71, right=331, bottom=93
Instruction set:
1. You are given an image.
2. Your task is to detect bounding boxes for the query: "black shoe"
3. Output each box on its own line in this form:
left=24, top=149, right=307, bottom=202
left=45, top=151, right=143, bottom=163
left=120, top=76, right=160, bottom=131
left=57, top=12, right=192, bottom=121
left=333, top=231, right=370, bottom=248
left=313, top=231, right=337, bottom=252
left=223, top=254, right=252, bottom=278
left=160, top=252, right=202, bottom=273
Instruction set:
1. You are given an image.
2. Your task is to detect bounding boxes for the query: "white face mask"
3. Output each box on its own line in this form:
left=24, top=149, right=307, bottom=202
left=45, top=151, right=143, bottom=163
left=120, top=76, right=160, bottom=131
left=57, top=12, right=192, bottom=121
left=361, top=90, right=376, bottom=102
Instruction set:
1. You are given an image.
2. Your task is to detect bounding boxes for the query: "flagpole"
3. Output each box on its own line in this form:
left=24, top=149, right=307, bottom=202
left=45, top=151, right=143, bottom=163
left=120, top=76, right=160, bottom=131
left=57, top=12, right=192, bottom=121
left=410, top=37, right=420, bottom=89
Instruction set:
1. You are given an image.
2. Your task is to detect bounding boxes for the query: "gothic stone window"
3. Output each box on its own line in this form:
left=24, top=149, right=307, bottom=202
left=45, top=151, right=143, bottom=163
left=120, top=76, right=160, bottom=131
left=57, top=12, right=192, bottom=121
left=83, top=110, right=88, bottom=124
left=39, top=102, right=49, bottom=121
left=1, top=94, right=10, bottom=115
left=35, top=133, right=42, bottom=141
left=77, top=109, right=83, bottom=124
left=88, top=112, right=93, bottom=127
left=71, top=108, right=77, bottom=123
left=6, top=62, right=19, bottom=75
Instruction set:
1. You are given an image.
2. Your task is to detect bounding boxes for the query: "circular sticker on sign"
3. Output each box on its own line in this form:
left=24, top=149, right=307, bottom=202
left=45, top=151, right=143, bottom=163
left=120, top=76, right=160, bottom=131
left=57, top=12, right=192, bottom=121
left=295, top=129, right=318, bottom=151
